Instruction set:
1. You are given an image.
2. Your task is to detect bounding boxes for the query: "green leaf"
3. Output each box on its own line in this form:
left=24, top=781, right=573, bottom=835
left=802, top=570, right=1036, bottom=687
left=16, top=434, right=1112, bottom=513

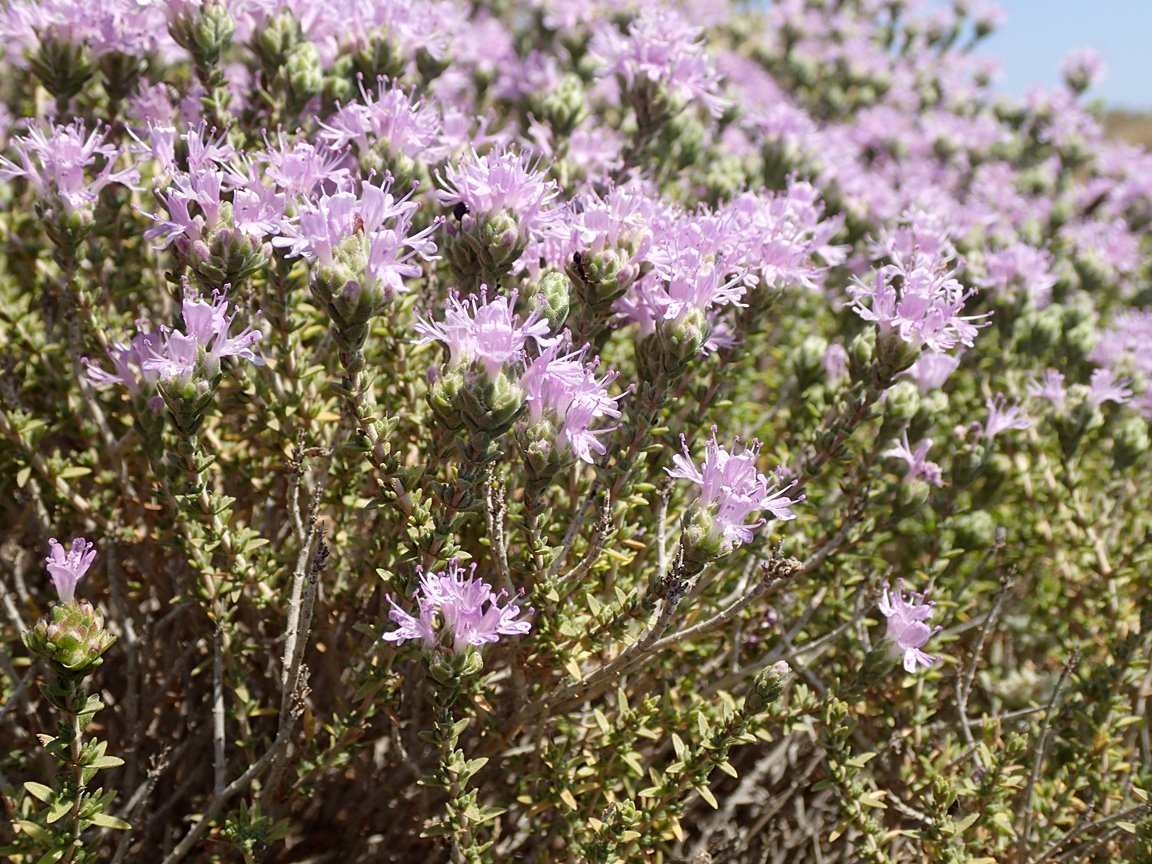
left=15, top=820, right=52, bottom=843
left=88, top=755, right=125, bottom=769
left=47, top=798, right=72, bottom=823
left=16, top=466, right=32, bottom=488
left=87, top=812, right=131, bottom=830
left=697, top=784, right=719, bottom=809
left=24, top=781, right=54, bottom=802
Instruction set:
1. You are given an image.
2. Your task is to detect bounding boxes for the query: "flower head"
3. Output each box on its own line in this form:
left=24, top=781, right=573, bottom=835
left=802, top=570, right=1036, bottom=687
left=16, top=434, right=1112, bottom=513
left=980, top=393, right=1032, bottom=443
left=143, top=286, right=264, bottom=380
left=0, top=119, right=139, bottom=212
left=520, top=343, right=622, bottom=464
left=883, top=432, right=944, bottom=487
left=414, top=288, right=555, bottom=380
left=1086, top=368, right=1132, bottom=408
left=666, top=428, right=801, bottom=546
left=878, top=580, right=939, bottom=673
left=435, top=148, right=559, bottom=236
left=45, top=537, right=97, bottom=604
left=382, top=561, right=532, bottom=654
left=849, top=248, right=988, bottom=359
left=591, top=8, right=729, bottom=117
left=1026, top=368, right=1067, bottom=412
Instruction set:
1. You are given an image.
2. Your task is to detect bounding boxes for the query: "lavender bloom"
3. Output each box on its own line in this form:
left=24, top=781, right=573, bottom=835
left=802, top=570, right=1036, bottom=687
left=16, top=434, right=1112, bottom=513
left=591, top=7, right=729, bottom=117
left=666, top=429, right=801, bottom=545
left=848, top=249, right=988, bottom=358
left=883, top=432, right=944, bottom=487
left=319, top=78, right=443, bottom=160
left=1089, top=310, right=1152, bottom=376
left=823, top=341, right=849, bottom=384
left=435, top=148, right=559, bottom=237
left=46, top=537, right=97, bottom=604
left=1026, top=369, right=1068, bottom=412
left=978, top=244, right=1058, bottom=309
left=980, top=393, right=1032, bottom=443
left=1062, top=45, right=1106, bottom=93
left=142, top=287, right=264, bottom=380
left=382, top=561, right=532, bottom=654
left=0, top=120, right=139, bottom=211
left=85, top=331, right=164, bottom=396
left=905, top=353, right=962, bottom=393
left=1086, top=368, right=1132, bottom=408
left=414, top=289, right=554, bottom=381
left=878, top=580, right=939, bottom=673
left=520, top=344, right=622, bottom=463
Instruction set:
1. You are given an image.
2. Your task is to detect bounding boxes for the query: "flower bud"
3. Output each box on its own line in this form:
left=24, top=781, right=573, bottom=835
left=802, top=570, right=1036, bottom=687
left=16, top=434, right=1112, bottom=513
left=28, top=36, right=93, bottom=102
left=286, top=41, right=324, bottom=111
left=745, top=661, right=791, bottom=715
left=880, top=379, right=921, bottom=440
left=1112, top=416, right=1149, bottom=471
left=23, top=600, right=116, bottom=681
left=530, top=272, right=571, bottom=332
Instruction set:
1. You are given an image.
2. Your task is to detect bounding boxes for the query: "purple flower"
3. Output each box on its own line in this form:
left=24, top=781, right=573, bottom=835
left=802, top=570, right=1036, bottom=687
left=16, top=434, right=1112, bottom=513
left=1026, top=369, right=1067, bottom=412
left=666, top=429, right=801, bottom=545
left=138, top=286, right=264, bottom=381
left=848, top=249, right=988, bottom=357
left=520, top=344, right=622, bottom=463
left=905, top=352, right=962, bottom=393
left=435, top=148, right=559, bottom=237
left=45, top=537, right=97, bottom=604
left=591, top=8, right=729, bottom=117
left=1086, top=368, right=1132, bottom=408
left=382, top=561, right=532, bottom=654
left=980, top=393, right=1032, bottom=443
left=823, top=341, right=849, bottom=384
left=414, top=288, right=555, bottom=380
left=978, top=244, right=1057, bottom=309
left=878, top=580, right=939, bottom=673
left=1063, top=46, right=1106, bottom=93
left=319, top=78, right=443, bottom=160
left=882, top=432, right=944, bottom=487
left=0, top=119, right=139, bottom=212
left=85, top=330, right=164, bottom=397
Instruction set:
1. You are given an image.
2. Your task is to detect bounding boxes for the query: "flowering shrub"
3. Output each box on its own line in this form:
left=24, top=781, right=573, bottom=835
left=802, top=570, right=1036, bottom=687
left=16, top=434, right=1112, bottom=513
left=1, top=0, right=1151, bottom=862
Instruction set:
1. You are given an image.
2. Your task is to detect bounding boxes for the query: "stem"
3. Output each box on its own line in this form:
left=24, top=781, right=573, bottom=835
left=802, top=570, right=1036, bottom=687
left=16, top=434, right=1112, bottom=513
left=59, top=701, right=84, bottom=864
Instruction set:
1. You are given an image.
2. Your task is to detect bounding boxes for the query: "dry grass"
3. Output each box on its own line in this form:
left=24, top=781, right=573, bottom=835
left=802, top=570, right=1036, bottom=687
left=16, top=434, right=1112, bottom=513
left=1103, top=110, right=1152, bottom=149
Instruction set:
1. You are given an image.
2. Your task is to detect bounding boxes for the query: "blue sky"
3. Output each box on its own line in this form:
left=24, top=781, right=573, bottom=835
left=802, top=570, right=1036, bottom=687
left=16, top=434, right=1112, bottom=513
left=966, top=0, right=1152, bottom=109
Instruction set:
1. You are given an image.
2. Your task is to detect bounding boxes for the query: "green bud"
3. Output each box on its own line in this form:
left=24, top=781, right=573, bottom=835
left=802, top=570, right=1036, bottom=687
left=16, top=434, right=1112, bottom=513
left=567, top=247, right=639, bottom=312
left=1113, top=416, right=1150, bottom=471
left=530, top=271, right=571, bottom=332
left=28, top=37, right=93, bottom=102
left=517, top=417, right=564, bottom=483
left=98, top=50, right=146, bottom=105
left=429, top=364, right=525, bottom=439
left=854, top=644, right=899, bottom=692
left=535, top=73, right=588, bottom=138
left=286, top=41, right=324, bottom=111
left=23, top=601, right=116, bottom=681
left=444, top=209, right=527, bottom=290
left=848, top=329, right=876, bottom=385
left=1012, top=305, right=1062, bottom=357
left=257, top=10, right=301, bottom=68
left=678, top=503, right=727, bottom=568
left=170, top=1, right=237, bottom=69
left=952, top=510, right=997, bottom=550
left=353, top=33, right=406, bottom=82
left=792, top=335, right=829, bottom=391
left=745, top=661, right=791, bottom=715
left=880, top=379, right=921, bottom=439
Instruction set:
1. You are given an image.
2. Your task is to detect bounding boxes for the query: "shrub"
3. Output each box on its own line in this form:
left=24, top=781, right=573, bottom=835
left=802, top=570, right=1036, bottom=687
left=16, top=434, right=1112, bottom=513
left=0, top=1, right=1150, bottom=862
